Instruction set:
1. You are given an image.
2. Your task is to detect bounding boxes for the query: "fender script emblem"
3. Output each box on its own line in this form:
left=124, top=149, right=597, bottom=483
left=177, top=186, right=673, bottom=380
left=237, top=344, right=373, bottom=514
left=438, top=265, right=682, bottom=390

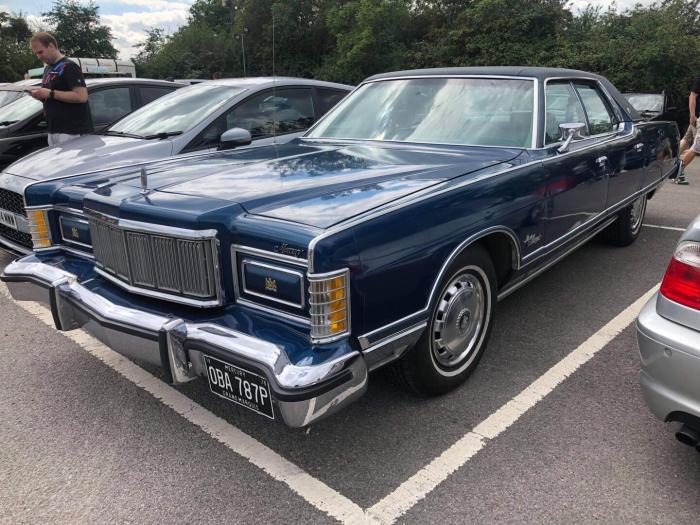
left=274, top=243, right=305, bottom=258
left=524, top=233, right=542, bottom=247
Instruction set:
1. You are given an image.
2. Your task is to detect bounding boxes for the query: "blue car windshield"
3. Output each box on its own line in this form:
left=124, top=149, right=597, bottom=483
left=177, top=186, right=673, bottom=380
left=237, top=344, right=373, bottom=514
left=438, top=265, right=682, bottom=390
left=307, top=77, right=535, bottom=148
left=109, top=83, right=246, bottom=138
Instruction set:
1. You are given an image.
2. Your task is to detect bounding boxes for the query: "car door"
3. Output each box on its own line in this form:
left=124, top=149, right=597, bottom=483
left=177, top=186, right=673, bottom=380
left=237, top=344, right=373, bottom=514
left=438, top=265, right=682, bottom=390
left=88, top=86, right=133, bottom=132
left=542, top=80, right=609, bottom=244
left=182, top=87, right=316, bottom=153
left=571, top=81, right=644, bottom=209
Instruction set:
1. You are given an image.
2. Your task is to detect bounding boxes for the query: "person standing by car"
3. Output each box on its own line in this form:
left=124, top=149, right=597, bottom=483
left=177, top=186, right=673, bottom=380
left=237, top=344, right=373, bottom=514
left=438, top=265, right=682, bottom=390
left=677, top=75, right=700, bottom=184
left=28, top=32, right=93, bottom=147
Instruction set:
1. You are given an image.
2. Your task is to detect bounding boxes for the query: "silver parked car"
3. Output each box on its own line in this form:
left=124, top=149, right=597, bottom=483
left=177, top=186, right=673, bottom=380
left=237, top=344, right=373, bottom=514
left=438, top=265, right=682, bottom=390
left=637, top=214, right=700, bottom=450
left=1, top=77, right=352, bottom=192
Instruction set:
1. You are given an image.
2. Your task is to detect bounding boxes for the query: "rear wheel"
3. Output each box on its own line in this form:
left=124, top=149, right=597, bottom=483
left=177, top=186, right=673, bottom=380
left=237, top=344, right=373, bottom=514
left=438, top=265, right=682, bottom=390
left=389, top=245, right=497, bottom=396
left=601, top=195, right=647, bottom=247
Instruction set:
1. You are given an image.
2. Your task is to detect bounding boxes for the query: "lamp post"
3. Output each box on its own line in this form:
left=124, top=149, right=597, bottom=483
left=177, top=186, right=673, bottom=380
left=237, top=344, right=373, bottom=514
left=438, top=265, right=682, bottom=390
left=235, top=27, right=249, bottom=77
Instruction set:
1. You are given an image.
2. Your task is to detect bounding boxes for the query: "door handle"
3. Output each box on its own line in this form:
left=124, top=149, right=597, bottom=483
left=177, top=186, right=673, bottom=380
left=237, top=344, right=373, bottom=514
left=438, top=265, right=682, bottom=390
left=595, top=156, right=607, bottom=168
left=634, top=143, right=644, bottom=152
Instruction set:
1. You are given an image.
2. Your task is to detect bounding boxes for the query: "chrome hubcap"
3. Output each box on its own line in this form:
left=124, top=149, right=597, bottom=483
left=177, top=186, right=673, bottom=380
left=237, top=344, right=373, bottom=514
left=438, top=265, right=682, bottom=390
left=432, top=273, right=485, bottom=368
left=630, top=196, right=645, bottom=233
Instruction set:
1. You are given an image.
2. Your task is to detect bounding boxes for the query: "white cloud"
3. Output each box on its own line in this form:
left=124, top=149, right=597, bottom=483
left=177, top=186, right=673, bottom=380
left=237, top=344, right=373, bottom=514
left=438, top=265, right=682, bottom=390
left=566, top=0, right=657, bottom=12
left=102, top=8, right=190, bottom=60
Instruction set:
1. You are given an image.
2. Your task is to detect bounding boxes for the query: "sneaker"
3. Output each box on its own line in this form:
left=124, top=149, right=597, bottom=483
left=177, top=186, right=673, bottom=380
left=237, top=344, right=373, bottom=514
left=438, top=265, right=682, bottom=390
left=675, top=174, right=689, bottom=185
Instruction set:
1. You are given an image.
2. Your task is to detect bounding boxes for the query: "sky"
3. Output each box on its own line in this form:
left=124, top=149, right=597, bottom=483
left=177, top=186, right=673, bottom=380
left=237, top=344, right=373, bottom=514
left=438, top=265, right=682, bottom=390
left=0, top=0, right=657, bottom=60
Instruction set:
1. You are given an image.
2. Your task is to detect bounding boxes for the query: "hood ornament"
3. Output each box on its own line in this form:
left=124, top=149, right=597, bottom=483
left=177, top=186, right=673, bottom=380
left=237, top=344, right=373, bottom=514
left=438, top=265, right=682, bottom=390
left=140, top=166, right=149, bottom=195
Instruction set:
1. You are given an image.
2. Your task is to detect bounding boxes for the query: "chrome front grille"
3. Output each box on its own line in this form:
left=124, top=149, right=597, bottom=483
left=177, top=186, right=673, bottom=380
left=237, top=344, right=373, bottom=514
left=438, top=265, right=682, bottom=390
left=0, top=188, right=26, bottom=217
left=0, top=188, right=31, bottom=249
left=89, top=216, right=220, bottom=306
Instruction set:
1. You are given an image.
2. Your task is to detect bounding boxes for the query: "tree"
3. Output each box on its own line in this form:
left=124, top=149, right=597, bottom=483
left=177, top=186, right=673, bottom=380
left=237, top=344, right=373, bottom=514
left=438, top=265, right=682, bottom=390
left=0, top=11, right=40, bottom=81
left=42, top=0, right=118, bottom=58
left=133, top=27, right=167, bottom=75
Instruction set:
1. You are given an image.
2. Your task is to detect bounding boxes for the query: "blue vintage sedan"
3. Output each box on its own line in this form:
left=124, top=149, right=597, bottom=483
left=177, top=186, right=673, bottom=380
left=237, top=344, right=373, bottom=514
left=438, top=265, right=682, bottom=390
left=1, top=67, right=680, bottom=427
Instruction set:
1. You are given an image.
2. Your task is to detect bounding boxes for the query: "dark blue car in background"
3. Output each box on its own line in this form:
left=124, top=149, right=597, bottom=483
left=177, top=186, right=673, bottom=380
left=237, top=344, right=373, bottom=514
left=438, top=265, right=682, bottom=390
left=2, top=67, right=680, bottom=427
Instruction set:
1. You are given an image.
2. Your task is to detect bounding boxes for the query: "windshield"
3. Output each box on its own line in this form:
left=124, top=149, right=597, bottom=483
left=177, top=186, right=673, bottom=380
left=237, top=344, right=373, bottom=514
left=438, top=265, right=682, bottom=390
left=307, top=77, right=535, bottom=148
left=624, top=93, right=664, bottom=112
left=0, top=90, right=25, bottom=108
left=0, top=95, right=43, bottom=125
left=109, top=84, right=245, bottom=137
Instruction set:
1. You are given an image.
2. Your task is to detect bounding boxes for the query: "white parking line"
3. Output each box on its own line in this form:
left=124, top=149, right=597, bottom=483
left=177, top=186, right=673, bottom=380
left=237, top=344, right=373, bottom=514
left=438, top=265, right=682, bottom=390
left=365, top=284, right=659, bottom=524
left=0, top=281, right=659, bottom=525
left=0, top=282, right=374, bottom=525
left=643, top=223, right=686, bottom=232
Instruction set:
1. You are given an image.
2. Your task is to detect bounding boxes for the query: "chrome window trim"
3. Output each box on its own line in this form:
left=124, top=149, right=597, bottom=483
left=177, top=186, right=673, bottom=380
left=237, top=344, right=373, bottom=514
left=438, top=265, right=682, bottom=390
left=304, top=75, right=539, bottom=150
left=241, top=258, right=306, bottom=309
left=541, top=76, right=626, bottom=148
left=58, top=215, right=92, bottom=249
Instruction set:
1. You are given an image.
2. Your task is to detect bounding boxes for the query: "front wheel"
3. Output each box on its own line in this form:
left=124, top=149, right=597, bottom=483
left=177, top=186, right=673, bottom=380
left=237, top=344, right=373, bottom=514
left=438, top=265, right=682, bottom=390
left=389, top=245, right=497, bottom=396
left=601, top=195, right=647, bottom=247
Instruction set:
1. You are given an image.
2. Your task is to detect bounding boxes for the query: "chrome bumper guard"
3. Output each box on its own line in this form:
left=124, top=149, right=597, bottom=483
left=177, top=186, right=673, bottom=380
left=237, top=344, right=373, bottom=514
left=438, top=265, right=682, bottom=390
left=2, top=259, right=368, bottom=427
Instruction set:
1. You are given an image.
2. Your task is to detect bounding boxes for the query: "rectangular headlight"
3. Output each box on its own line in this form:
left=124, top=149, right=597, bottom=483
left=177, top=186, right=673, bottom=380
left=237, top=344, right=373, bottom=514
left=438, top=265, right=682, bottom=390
left=27, top=209, right=52, bottom=249
left=308, top=268, right=350, bottom=343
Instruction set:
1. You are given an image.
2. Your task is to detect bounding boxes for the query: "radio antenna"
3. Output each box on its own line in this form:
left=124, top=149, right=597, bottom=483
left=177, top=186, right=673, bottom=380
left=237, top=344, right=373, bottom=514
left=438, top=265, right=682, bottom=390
left=271, top=6, right=276, bottom=144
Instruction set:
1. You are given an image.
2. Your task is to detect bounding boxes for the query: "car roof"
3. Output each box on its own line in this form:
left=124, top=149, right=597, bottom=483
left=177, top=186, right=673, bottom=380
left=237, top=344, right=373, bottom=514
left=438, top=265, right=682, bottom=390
left=366, top=66, right=610, bottom=82
left=201, top=77, right=353, bottom=91
left=84, top=78, right=181, bottom=88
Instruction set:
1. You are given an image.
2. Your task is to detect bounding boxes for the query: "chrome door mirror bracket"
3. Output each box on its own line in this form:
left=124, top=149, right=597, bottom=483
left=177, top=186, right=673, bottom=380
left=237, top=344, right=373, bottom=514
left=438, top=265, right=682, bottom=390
left=557, top=122, right=587, bottom=153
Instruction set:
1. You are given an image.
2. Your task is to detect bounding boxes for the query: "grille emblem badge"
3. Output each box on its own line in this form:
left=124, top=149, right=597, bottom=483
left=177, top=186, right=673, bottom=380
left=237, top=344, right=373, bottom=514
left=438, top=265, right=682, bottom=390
left=265, top=277, right=278, bottom=293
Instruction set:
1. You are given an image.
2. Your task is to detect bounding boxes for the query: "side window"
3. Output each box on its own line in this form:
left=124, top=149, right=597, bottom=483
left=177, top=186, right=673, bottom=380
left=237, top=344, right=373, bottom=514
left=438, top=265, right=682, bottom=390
left=227, top=88, right=315, bottom=139
left=185, top=88, right=316, bottom=151
left=544, top=81, right=588, bottom=145
left=89, top=87, right=132, bottom=127
left=317, top=88, right=347, bottom=115
left=138, top=86, right=176, bottom=107
left=574, top=82, right=614, bottom=135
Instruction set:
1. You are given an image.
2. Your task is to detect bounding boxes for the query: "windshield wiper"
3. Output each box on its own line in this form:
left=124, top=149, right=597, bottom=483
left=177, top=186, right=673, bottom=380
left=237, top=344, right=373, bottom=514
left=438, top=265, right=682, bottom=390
left=0, top=120, right=18, bottom=126
left=141, top=131, right=183, bottom=140
left=102, top=130, right=142, bottom=139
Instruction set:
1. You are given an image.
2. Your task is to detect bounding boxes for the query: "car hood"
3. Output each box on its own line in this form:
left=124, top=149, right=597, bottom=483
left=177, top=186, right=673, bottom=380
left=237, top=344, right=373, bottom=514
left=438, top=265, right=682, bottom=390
left=3, top=134, right=173, bottom=180
left=89, top=140, right=523, bottom=229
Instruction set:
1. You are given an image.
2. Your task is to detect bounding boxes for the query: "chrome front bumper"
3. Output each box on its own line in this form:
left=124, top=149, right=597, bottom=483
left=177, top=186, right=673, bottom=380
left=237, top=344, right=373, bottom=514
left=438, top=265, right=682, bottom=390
left=636, top=294, right=700, bottom=422
left=2, top=258, right=368, bottom=428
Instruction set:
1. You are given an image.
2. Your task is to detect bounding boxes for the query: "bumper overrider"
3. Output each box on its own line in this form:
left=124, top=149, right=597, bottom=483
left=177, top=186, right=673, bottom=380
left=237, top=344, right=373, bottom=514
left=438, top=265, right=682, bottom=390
left=1, top=256, right=368, bottom=428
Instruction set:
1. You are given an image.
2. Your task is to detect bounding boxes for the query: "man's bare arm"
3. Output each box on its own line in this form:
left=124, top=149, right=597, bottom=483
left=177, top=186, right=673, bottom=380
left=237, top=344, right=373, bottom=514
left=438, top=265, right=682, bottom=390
left=30, top=86, right=88, bottom=103
left=690, top=91, right=697, bottom=127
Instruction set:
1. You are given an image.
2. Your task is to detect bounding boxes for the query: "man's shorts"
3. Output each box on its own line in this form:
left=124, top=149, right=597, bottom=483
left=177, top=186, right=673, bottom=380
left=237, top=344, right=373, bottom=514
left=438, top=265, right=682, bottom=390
left=693, top=127, right=700, bottom=154
left=683, top=124, right=696, bottom=144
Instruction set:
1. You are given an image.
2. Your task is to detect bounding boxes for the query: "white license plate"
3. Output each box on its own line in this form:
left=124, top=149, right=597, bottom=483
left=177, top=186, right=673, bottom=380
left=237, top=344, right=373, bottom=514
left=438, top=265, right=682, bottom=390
left=0, top=210, right=18, bottom=229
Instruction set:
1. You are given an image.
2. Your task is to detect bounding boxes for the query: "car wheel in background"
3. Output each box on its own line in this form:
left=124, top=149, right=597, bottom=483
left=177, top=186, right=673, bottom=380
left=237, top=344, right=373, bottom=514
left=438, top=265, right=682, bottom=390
left=601, top=194, right=648, bottom=246
left=388, top=245, right=497, bottom=396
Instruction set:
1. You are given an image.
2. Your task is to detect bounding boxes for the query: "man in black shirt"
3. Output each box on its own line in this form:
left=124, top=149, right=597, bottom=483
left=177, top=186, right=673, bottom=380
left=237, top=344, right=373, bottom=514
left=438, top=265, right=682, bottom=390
left=678, top=75, right=700, bottom=184
left=28, top=32, right=93, bottom=147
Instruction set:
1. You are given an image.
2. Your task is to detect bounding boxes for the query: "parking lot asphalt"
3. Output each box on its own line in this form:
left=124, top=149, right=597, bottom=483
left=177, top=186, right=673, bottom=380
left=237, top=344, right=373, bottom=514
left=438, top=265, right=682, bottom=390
left=1, top=166, right=699, bottom=524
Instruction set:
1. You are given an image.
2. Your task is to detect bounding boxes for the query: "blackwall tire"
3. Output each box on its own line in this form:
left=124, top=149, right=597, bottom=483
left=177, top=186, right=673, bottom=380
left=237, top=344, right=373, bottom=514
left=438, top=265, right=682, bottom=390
left=601, top=195, right=647, bottom=247
left=389, top=245, right=497, bottom=396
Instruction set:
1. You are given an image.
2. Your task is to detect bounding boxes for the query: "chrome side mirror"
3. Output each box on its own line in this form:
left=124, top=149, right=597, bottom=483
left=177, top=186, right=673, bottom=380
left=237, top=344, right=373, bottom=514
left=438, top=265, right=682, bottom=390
left=557, top=122, right=586, bottom=153
left=218, top=127, right=252, bottom=150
